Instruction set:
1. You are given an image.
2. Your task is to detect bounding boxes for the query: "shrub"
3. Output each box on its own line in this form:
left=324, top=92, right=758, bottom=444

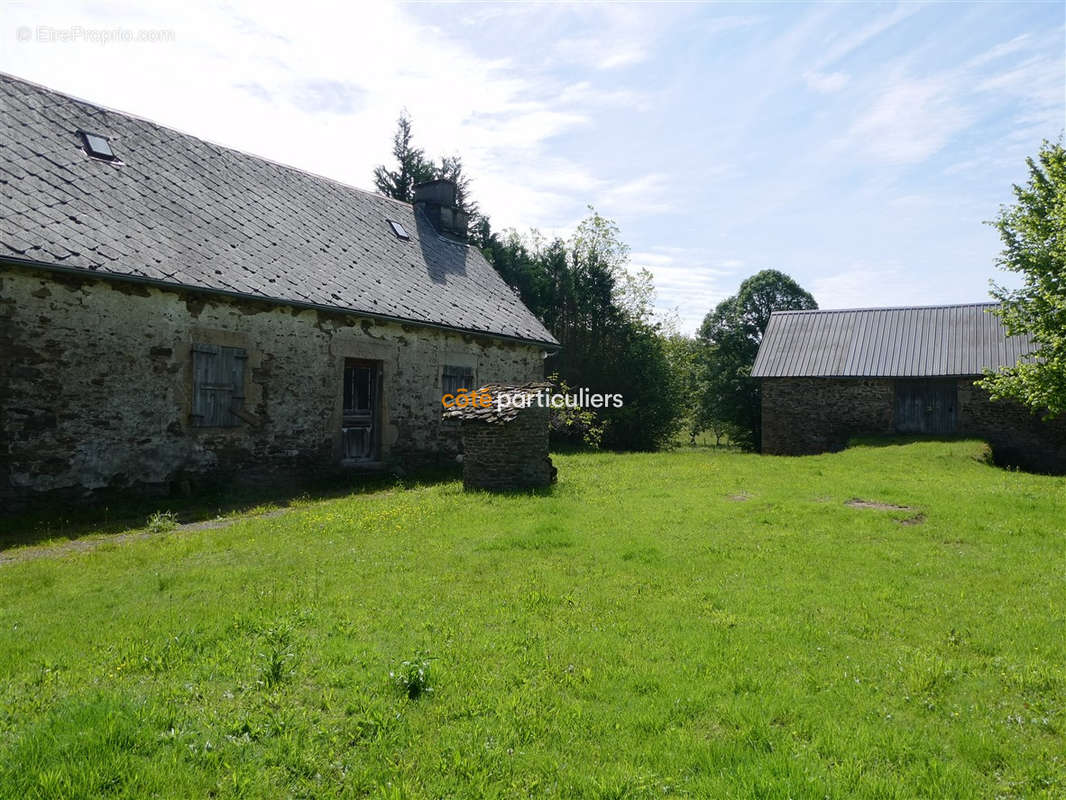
left=546, top=373, right=605, bottom=449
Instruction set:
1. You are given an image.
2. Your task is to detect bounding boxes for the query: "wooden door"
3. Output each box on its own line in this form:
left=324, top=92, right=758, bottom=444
left=342, top=359, right=381, bottom=460
left=894, top=379, right=957, bottom=435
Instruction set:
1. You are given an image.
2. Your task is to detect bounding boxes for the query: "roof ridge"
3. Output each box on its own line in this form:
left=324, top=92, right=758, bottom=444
left=772, top=301, right=999, bottom=316
left=0, top=71, right=426, bottom=218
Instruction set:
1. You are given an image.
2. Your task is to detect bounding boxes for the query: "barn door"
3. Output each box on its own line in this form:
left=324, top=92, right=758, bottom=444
left=342, top=358, right=381, bottom=461
left=894, top=379, right=957, bottom=434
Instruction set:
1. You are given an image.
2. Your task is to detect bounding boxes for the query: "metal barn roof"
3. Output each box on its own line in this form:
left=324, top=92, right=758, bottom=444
left=0, top=73, right=558, bottom=348
left=751, top=303, right=1034, bottom=378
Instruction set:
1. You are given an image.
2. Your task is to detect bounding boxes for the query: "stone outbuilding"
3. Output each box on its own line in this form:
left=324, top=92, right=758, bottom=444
left=0, top=74, right=559, bottom=509
left=442, top=383, right=556, bottom=490
left=752, top=303, right=1066, bottom=473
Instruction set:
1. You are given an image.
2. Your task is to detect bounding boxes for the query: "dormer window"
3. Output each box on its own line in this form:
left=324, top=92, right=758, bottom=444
left=78, top=130, right=117, bottom=161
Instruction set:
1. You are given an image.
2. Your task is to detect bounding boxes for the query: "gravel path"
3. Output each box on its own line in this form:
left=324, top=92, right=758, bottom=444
left=0, top=509, right=290, bottom=566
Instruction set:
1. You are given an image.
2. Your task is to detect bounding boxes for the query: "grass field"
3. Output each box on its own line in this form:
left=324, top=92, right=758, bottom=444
left=0, top=439, right=1063, bottom=799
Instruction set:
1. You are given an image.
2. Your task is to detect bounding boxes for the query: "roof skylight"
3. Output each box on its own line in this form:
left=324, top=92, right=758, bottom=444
left=387, top=219, right=410, bottom=240
left=79, top=131, right=116, bottom=161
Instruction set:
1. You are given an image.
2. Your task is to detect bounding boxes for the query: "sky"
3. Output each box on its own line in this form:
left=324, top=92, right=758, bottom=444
left=2, top=1, right=1063, bottom=333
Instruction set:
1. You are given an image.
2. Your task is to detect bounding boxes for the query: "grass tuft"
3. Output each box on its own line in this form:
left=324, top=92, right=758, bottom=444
left=390, top=655, right=434, bottom=700
left=145, top=510, right=179, bottom=534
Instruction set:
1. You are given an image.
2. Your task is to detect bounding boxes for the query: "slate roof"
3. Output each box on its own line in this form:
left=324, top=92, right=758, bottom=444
left=0, top=73, right=558, bottom=347
left=751, top=303, right=1034, bottom=378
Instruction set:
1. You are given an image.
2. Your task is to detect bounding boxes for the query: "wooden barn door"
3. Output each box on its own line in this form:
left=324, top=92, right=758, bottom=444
left=894, top=379, right=958, bottom=435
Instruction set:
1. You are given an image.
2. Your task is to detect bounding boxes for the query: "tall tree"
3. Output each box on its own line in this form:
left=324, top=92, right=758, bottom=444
left=662, top=331, right=709, bottom=445
left=483, top=211, right=683, bottom=450
left=698, top=270, right=817, bottom=449
left=438, top=154, right=491, bottom=247
left=438, top=155, right=478, bottom=218
left=373, top=115, right=490, bottom=245
left=372, top=112, right=436, bottom=202
left=978, top=140, right=1066, bottom=417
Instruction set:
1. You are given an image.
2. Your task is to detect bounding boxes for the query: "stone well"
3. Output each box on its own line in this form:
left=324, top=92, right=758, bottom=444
left=443, top=383, right=556, bottom=490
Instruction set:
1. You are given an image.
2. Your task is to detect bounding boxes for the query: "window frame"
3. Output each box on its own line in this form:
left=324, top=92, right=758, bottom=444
left=386, top=219, right=410, bottom=240
left=78, top=130, right=118, bottom=161
left=441, top=364, right=476, bottom=397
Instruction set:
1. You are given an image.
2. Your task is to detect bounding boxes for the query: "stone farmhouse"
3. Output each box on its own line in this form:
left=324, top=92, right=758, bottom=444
left=0, top=74, right=558, bottom=509
left=752, top=303, right=1066, bottom=472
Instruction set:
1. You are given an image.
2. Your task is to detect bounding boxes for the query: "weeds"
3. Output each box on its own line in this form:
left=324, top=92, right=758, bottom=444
left=257, top=626, right=297, bottom=689
left=391, top=655, right=434, bottom=699
left=145, top=510, right=179, bottom=534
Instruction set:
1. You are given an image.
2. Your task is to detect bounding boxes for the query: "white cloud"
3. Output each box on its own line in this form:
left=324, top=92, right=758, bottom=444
left=700, top=15, right=765, bottom=36
left=553, top=36, right=648, bottom=71
left=887, top=194, right=934, bottom=209
left=812, top=4, right=921, bottom=71
left=630, top=251, right=675, bottom=267
left=843, top=77, right=974, bottom=164
left=836, top=26, right=1062, bottom=169
left=597, top=173, right=675, bottom=215
left=547, top=3, right=675, bottom=71
left=597, top=46, right=649, bottom=71
left=556, top=80, right=648, bottom=110
left=631, top=249, right=740, bottom=333
left=964, top=33, right=1030, bottom=70
left=803, top=70, right=849, bottom=93
left=810, top=266, right=915, bottom=310
left=975, top=54, right=1064, bottom=110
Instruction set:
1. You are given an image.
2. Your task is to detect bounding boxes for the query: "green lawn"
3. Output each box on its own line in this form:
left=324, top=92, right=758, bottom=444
left=0, top=440, right=1063, bottom=799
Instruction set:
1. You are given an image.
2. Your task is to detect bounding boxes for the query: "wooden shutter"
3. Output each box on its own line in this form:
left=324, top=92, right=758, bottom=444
left=219, top=346, right=247, bottom=426
left=192, top=344, right=246, bottom=427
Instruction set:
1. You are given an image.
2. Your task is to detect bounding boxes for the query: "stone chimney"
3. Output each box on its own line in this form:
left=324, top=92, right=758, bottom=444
left=413, top=179, right=468, bottom=240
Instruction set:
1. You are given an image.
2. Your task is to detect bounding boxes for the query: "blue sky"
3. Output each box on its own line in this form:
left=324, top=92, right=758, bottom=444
left=3, top=1, right=1063, bottom=331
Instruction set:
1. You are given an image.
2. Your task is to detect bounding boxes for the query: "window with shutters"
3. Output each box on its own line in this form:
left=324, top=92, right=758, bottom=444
left=191, top=343, right=247, bottom=427
left=442, top=364, right=475, bottom=396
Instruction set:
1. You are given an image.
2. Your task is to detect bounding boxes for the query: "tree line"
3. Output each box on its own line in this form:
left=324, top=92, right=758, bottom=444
left=375, top=115, right=1065, bottom=450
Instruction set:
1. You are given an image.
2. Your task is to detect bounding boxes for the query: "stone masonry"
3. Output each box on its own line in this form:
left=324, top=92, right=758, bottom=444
left=761, top=376, right=1066, bottom=472
left=956, top=379, right=1066, bottom=473
left=762, top=378, right=895, bottom=456
left=0, top=265, right=545, bottom=508
left=443, top=384, right=556, bottom=491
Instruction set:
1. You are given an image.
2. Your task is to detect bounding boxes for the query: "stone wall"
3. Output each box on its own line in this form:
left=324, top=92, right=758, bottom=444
left=761, top=376, right=1066, bottom=472
left=0, top=264, right=545, bottom=508
left=461, top=405, right=554, bottom=490
left=761, top=378, right=895, bottom=455
left=957, top=380, right=1066, bottom=473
